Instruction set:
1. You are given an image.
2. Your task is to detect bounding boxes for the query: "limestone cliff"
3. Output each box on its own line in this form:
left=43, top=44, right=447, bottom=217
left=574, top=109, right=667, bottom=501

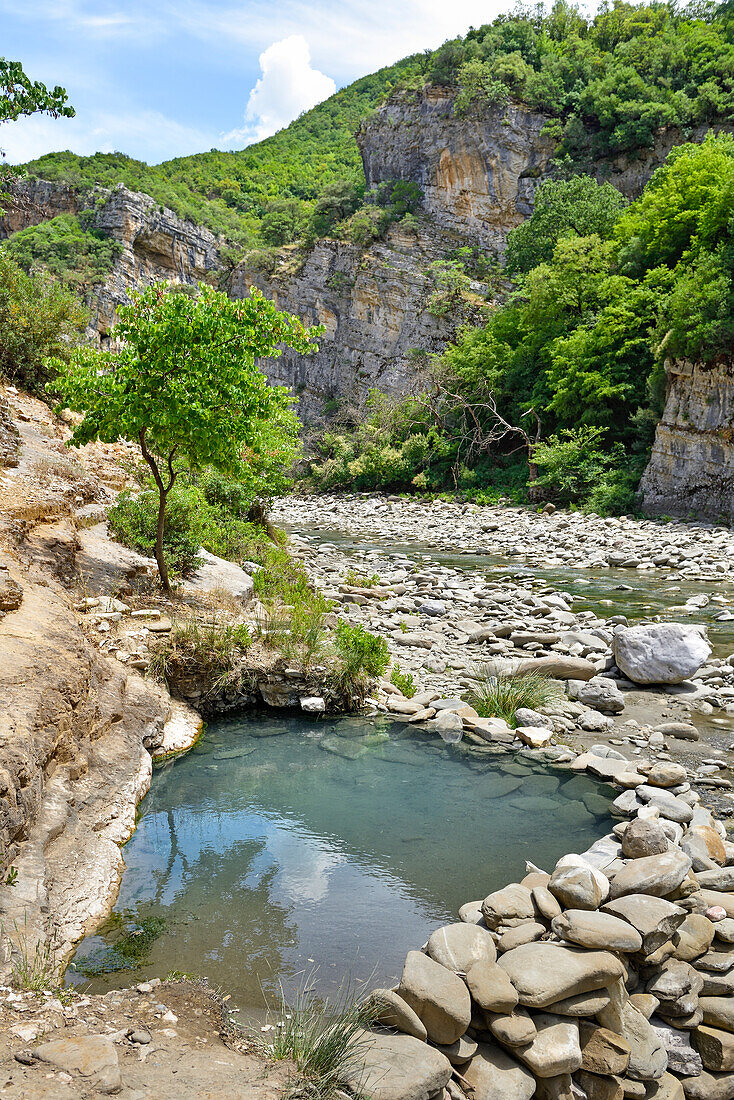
left=231, top=225, right=454, bottom=421
left=639, top=358, right=734, bottom=523
left=0, top=180, right=223, bottom=343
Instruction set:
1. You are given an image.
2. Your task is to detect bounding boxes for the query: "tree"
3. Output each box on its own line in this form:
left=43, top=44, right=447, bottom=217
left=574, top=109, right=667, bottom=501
left=0, top=250, right=86, bottom=393
left=51, top=282, right=320, bottom=591
left=0, top=58, right=74, bottom=125
left=505, top=176, right=627, bottom=274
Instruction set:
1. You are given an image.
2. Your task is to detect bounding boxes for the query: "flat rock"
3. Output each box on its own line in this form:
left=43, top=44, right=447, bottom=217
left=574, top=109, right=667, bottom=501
left=701, top=996, right=734, bottom=1033
left=497, top=943, right=625, bottom=1010
left=603, top=894, right=687, bottom=955
left=552, top=909, right=643, bottom=952
left=679, top=1068, right=734, bottom=1100
left=482, top=884, right=536, bottom=929
left=693, top=1025, right=734, bottom=1072
left=516, top=656, right=597, bottom=680
left=608, top=849, right=692, bottom=900
left=579, top=1021, right=631, bottom=1076
left=650, top=1018, right=703, bottom=1076
left=598, top=1001, right=667, bottom=1081
left=486, top=1007, right=537, bottom=1047
left=34, top=1035, right=120, bottom=1092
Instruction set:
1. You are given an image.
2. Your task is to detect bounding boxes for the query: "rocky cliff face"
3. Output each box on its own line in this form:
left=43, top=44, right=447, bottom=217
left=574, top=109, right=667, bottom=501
left=231, top=224, right=453, bottom=421
left=0, top=181, right=223, bottom=343
left=639, top=358, right=734, bottom=523
left=358, top=89, right=555, bottom=252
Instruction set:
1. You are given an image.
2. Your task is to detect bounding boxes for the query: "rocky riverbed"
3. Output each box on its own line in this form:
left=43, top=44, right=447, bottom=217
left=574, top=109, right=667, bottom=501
left=263, top=494, right=734, bottom=1100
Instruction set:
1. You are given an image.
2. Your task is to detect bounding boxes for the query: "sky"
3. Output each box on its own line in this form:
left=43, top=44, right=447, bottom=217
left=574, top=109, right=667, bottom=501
left=1, top=0, right=515, bottom=165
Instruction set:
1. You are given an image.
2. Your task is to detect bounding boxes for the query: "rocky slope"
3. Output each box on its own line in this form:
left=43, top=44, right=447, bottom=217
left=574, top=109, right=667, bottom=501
left=0, top=180, right=223, bottom=344
left=640, top=358, right=734, bottom=524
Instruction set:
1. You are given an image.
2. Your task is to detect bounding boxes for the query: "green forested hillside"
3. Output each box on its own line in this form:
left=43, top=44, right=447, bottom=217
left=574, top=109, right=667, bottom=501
left=19, top=1, right=734, bottom=250
left=20, top=57, right=422, bottom=245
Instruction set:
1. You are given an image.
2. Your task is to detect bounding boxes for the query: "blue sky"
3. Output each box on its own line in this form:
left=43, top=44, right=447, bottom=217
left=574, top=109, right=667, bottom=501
left=1, top=0, right=513, bottom=164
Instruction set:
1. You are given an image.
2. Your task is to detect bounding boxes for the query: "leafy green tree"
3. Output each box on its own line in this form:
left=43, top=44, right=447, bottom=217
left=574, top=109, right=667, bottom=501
left=0, top=250, right=86, bottom=392
left=310, top=179, right=364, bottom=236
left=505, top=176, right=627, bottom=274
left=260, top=199, right=307, bottom=246
left=0, top=58, right=74, bottom=125
left=52, top=282, right=320, bottom=590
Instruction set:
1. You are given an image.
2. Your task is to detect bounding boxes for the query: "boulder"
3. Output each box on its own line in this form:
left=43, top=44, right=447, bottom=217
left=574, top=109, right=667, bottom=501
left=549, top=862, right=608, bottom=911
left=608, top=849, right=692, bottom=899
left=701, top=997, right=734, bottom=1033
left=398, top=950, right=471, bottom=1045
left=186, top=548, right=254, bottom=602
left=578, top=676, right=626, bottom=715
left=552, top=909, right=643, bottom=953
left=674, top=915, right=715, bottom=963
left=598, top=1001, right=667, bottom=1081
left=579, top=1021, right=632, bottom=1076
left=612, top=623, right=711, bottom=685
left=622, top=819, right=669, bottom=859
left=462, top=1041, right=536, bottom=1100
left=693, top=1025, right=734, bottom=1072
left=427, top=923, right=496, bottom=973
left=679, top=1068, right=734, bottom=1100
left=497, top=943, right=625, bottom=1009
left=515, top=1013, right=582, bottom=1078
left=349, top=1030, right=453, bottom=1100
left=482, top=884, right=536, bottom=930
left=486, top=1008, right=537, bottom=1047
left=647, top=762, right=688, bottom=788
left=516, top=656, right=597, bottom=680
left=366, top=989, right=427, bottom=1041
left=466, top=959, right=519, bottom=1013
left=636, top=785, right=694, bottom=825
left=602, top=895, right=687, bottom=955
left=650, top=1018, right=703, bottom=1076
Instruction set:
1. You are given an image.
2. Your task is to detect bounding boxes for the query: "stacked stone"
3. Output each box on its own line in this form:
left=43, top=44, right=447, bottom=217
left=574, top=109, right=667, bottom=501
left=357, top=759, right=734, bottom=1100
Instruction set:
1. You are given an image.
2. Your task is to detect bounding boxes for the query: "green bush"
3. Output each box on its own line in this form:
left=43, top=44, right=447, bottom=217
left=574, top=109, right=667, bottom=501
left=0, top=249, right=86, bottom=393
left=390, top=663, right=416, bottom=698
left=4, top=212, right=121, bottom=291
left=333, top=621, right=390, bottom=685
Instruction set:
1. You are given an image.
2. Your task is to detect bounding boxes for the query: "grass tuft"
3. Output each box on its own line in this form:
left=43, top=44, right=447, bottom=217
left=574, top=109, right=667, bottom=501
left=256, top=975, right=377, bottom=1100
left=465, top=666, right=562, bottom=725
left=149, top=616, right=252, bottom=693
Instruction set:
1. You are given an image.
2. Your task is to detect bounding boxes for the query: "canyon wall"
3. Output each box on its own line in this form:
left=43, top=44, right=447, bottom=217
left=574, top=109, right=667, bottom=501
left=639, top=358, right=734, bottom=523
left=0, top=181, right=223, bottom=343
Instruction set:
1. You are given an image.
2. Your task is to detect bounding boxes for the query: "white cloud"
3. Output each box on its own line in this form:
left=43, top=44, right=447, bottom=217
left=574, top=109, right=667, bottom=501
left=1, top=109, right=214, bottom=164
left=222, top=34, right=336, bottom=147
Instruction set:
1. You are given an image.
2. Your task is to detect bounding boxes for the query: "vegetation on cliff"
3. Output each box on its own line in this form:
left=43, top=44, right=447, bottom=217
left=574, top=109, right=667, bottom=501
left=309, top=132, right=734, bottom=513
left=16, top=2, right=734, bottom=249
left=4, top=213, right=122, bottom=292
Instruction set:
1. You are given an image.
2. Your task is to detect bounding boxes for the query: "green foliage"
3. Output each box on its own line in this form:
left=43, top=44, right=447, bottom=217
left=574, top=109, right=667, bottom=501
left=454, top=60, right=510, bottom=116
left=149, top=617, right=252, bottom=694
left=4, top=213, right=122, bottom=291
left=466, top=668, right=562, bottom=725
left=333, top=621, right=390, bottom=692
left=505, top=176, right=627, bottom=274
left=389, top=663, right=417, bottom=698
left=531, top=426, right=639, bottom=512
left=53, top=281, right=316, bottom=588
left=344, top=568, right=380, bottom=587
left=110, top=484, right=204, bottom=575
left=0, top=58, right=74, bottom=125
left=0, top=248, right=86, bottom=393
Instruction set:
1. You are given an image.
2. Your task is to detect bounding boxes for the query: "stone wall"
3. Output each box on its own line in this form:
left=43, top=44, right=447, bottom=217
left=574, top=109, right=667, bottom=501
left=640, top=359, right=734, bottom=523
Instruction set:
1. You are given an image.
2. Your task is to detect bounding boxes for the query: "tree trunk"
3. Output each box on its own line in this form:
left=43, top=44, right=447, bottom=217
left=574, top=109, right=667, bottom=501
left=155, top=484, right=170, bottom=593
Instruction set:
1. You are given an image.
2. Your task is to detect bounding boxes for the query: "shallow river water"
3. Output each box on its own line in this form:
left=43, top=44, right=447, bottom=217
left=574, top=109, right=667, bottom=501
left=67, top=713, right=613, bottom=1015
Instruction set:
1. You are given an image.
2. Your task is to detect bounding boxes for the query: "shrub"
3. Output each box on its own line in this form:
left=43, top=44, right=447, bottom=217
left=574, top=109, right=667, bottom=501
left=109, top=485, right=204, bottom=576
left=4, top=212, right=122, bottom=291
left=333, top=622, right=390, bottom=700
left=466, top=668, right=562, bottom=725
left=390, top=663, right=416, bottom=698
left=0, top=249, right=86, bottom=393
